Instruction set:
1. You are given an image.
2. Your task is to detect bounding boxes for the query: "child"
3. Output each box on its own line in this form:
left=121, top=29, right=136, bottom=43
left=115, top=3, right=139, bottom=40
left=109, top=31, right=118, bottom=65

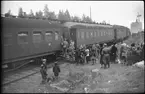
left=53, top=62, right=60, bottom=80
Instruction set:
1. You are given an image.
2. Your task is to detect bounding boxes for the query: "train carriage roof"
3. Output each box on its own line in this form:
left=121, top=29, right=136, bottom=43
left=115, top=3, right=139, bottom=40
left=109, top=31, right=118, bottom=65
left=2, top=17, right=64, bottom=28
left=63, top=22, right=113, bottom=29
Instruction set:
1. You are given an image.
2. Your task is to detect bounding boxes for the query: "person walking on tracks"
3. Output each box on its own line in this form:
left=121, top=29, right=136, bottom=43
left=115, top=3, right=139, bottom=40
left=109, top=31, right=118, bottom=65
left=42, top=59, right=47, bottom=72
left=53, top=62, right=61, bottom=80
left=40, top=62, right=47, bottom=83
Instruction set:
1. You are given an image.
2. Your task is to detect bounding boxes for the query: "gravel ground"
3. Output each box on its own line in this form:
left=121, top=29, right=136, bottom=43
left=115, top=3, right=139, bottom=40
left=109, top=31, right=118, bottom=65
left=2, top=61, right=144, bottom=93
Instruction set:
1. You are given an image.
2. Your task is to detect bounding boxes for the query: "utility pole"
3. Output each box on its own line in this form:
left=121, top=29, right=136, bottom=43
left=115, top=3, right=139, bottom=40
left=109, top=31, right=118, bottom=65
left=90, top=6, right=92, bottom=21
left=137, top=12, right=141, bottom=22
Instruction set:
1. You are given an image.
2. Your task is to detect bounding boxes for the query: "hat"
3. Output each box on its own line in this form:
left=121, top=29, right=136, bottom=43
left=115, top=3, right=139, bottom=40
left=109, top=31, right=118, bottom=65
left=103, top=43, right=107, bottom=47
left=41, top=64, right=44, bottom=67
left=42, top=59, right=46, bottom=62
left=86, top=49, right=89, bottom=52
left=54, top=61, right=58, bottom=64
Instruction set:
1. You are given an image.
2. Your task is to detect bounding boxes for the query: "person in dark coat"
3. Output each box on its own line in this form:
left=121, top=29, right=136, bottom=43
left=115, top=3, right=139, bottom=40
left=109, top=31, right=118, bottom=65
left=40, top=64, right=47, bottom=83
left=110, top=43, right=118, bottom=63
left=85, top=48, right=90, bottom=64
left=100, top=44, right=104, bottom=68
left=53, top=62, right=60, bottom=80
left=101, top=44, right=111, bottom=69
left=42, top=59, right=47, bottom=72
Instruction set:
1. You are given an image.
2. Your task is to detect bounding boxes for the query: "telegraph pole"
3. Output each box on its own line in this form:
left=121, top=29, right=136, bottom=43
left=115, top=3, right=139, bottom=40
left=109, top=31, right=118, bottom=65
left=90, top=6, right=92, bottom=21
left=137, top=12, right=141, bottom=22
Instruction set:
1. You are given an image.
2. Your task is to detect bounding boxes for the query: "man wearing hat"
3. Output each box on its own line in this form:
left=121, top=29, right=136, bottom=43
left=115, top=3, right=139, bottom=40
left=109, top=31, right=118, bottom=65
left=85, top=48, right=90, bottom=64
left=42, top=59, right=47, bottom=72
left=40, top=64, right=47, bottom=83
left=110, top=43, right=118, bottom=63
left=40, top=59, right=47, bottom=83
left=102, top=43, right=111, bottom=68
left=53, top=61, right=60, bottom=80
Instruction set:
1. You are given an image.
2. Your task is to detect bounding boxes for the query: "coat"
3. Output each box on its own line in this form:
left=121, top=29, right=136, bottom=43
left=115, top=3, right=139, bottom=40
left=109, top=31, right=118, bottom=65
left=53, top=65, right=60, bottom=77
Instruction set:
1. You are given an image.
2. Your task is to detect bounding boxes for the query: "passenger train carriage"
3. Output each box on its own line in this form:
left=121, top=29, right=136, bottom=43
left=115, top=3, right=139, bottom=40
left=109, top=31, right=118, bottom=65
left=2, top=17, right=131, bottom=68
left=63, top=22, right=115, bottom=48
left=2, top=17, right=64, bottom=65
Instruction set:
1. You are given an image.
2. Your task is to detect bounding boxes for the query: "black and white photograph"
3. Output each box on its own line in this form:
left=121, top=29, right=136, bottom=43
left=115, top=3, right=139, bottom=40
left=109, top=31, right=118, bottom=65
left=1, top=1, right=144, bottom=93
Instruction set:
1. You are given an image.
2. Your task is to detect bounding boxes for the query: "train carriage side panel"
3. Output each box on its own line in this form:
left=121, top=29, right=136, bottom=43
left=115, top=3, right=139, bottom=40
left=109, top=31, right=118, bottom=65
left=116, top=28, right=122, bottom=40
left=75, top=28, right=87, bottom=48
left=95, top=27, right=114, bottom=43
left=2, top=17, right=63, bottom=64
left=2, top=28, right=18, bottom=63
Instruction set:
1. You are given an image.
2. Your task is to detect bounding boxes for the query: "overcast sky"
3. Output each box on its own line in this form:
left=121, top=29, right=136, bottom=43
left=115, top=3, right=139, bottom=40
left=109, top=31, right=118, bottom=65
left=1, top=1, right=144, bottom=29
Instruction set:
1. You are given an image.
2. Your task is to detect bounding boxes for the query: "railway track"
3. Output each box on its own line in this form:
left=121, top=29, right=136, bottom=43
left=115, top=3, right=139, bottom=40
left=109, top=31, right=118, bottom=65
left=2, top=60, right=65, bottom=86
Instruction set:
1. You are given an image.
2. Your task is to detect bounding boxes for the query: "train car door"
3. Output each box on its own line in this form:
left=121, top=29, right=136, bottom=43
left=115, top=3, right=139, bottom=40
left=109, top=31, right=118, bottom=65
left=70, top=28, right=77, bottom=48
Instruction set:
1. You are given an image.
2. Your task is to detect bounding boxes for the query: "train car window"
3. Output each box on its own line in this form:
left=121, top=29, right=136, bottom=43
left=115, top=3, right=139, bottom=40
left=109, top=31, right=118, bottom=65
left=90, top=31, right=93, bottom=37
left=97, top=31, right=99, bottom=37
left=78, top=32, right=80, bottom=39
left=102, top=31, right=104, bottom=36
left=104, top=31, right=106, bottom=36
left=4, top=34, right=12, bottom=46
left=94, top=31, right=96, bottom=37
left=45, top=31, right=53, bottom=42
left=55, top=31, right=59, bottom=40
left=81, top=31, right=84, bottom=39
left=107, top=31, right=108, bottom=35
left=86, top=31, right=89, bottom=38
left=100, top=32, right=102, bottom=36
left=18, top=32, right=28, bottom=44
left=33, top=31, right=42, bottom=43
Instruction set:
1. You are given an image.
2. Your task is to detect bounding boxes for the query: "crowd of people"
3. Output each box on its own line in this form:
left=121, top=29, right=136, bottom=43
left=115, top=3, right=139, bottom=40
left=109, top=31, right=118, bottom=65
left=40, top=38, right=144, bottom=83
left=61, top=38, right=144, bottom=68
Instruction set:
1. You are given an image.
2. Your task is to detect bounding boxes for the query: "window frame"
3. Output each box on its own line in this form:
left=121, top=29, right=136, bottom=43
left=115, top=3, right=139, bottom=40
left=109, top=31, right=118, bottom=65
left=97, top=31, right=99, bottom=37
left=54, top=31, right=59, bottom=40
left=33, top=31, right=42, bottom=43
left=17, top=32, right=29, bottom=44
left=90, top=31, right=93, bottom=37
left=77, top=31, right=80, bottom=39
left=94, top=31, right=96, bottom=37
left=45, top=31, right=53, bottom=42
left=86, top=31, right=89, bottom=38
left=104, top=31, right=106, bottom=36
left=81, top=31, right=85, bottom=39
